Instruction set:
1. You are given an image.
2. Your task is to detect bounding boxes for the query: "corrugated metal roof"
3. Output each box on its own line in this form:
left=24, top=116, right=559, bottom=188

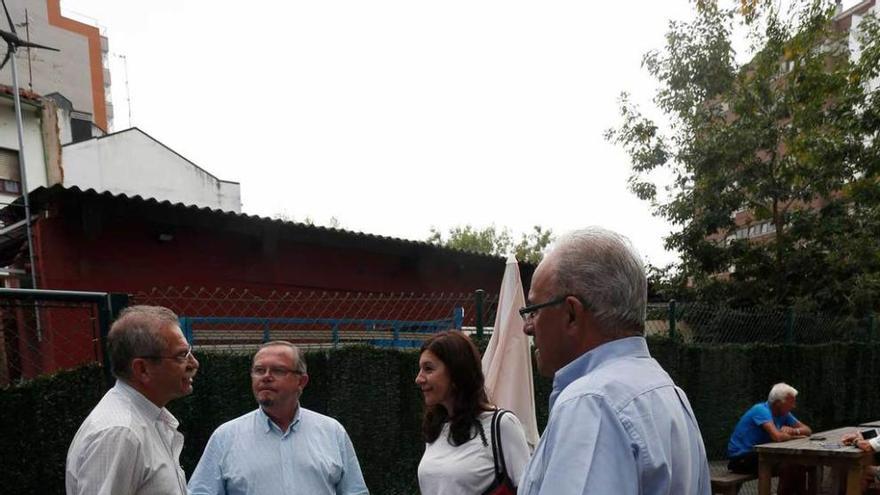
left=7, top=185, right=515, bottom=264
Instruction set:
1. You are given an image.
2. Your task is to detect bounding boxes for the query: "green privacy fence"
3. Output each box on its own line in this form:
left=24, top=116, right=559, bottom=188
left=3, top=339, right=880, bottom=494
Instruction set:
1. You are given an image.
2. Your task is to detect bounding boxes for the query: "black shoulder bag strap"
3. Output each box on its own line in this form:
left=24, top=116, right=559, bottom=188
left=491, top=409, right=513, bottom=480
left=482, top=408, right=517, bottom=495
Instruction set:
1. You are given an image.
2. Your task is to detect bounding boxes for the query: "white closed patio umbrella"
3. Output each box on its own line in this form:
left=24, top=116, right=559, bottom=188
left=481, top=255, right=539, bottom=449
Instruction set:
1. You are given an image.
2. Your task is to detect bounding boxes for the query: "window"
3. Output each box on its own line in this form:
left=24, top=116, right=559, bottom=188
left=0, top=179, right=19, bottom=193
left=0, top=148, right=20, bottom=182
left=71, top=118, right=92, bottom=143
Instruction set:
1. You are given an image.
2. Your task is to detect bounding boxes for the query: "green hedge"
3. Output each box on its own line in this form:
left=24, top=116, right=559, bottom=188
left=665, top=341, right=880, bottom=459
left=0, top=363, right=106, bottom=495
left=3, top=339, right=880, bottom=494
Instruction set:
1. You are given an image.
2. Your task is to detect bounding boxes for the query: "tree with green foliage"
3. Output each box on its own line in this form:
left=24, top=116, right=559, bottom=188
left=427, top=225, right=553, bottom=264
left=607, top=0, right=880, bottom=314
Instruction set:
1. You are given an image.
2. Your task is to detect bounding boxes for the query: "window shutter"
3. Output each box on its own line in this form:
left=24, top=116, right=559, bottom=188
left=0, top=148, right=21, bottom=182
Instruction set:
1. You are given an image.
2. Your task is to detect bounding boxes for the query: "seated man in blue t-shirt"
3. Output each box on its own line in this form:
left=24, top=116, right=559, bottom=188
left=727, top=382, right=812, bottom=475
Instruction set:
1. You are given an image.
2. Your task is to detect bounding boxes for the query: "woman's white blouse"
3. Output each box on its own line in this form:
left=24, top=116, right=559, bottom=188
left=417, top=411, right=531, bottom=495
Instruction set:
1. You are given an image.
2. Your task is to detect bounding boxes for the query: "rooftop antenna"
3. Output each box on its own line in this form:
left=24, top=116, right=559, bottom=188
left=113, top=53, right=132, bottom=127
left=20, top=8, right=31, bottom=90
left=0, top=0, right=59, bottom=290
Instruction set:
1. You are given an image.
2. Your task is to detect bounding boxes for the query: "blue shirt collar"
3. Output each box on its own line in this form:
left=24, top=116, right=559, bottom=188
left=549, top=336, right=650, bottom=410
left=258, top=404, right=302, bottom=437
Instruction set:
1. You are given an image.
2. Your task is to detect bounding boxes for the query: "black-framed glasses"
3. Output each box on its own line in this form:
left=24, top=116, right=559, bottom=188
left=250, top=366, right=304, bottom=379
left=141, top=344, right=194, bottom=363
left=518, top=295, right=577, bottom=322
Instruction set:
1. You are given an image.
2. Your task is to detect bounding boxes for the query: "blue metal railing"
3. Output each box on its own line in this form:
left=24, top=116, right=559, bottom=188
left=180, top=307, right=464, bottom=349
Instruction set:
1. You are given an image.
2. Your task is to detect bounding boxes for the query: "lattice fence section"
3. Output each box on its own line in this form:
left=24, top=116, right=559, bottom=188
left=133, top=287, right=499, bottom=350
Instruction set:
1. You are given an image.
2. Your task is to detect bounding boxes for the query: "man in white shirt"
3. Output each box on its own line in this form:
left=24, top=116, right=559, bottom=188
left=66, top=305, right=200, bottom=495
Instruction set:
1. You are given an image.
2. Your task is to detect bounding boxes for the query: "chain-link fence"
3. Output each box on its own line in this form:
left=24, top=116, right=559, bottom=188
left=0, top=289, right=122, bottom=387
left=647, top=301, right=877, bottom=344
left=130, top=288, right=878, bottom=347
left=133, top=287, right=500, bottom=351
left=4, top=286, right=876, bottom=388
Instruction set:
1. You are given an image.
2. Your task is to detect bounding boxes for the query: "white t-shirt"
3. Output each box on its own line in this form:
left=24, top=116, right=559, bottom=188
left=417, top=410, right=530, bottom=495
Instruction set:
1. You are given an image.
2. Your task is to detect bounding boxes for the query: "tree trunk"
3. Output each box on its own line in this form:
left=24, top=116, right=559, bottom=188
left=772, top=198, right=786, bottom=304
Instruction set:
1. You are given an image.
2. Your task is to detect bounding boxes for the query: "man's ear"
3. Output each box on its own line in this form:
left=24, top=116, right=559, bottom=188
left=565, top=296, right=597, bottom=347
left=565, top=295, right=586, bottom=327
left=130, top=358, right=150, bottom=384
left=299, top=373, right=310, bottom=390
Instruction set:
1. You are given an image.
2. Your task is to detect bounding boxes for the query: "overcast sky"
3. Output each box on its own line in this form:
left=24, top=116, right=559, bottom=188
left=56, top=1, right=854, bottom=266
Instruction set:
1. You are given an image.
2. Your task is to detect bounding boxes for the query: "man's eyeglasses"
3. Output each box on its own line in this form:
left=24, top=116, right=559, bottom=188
left=141, top=345, right=194, bottom=363
left=518, top=295, right=579, bottom=322
left=250, top=366, right=304, bottom=379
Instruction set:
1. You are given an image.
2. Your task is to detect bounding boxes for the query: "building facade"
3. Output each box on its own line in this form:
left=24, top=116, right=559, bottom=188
left=1, top=0, right=112, bottom=131
left=63, top=128, right=241, bottom=213
left=717, top=0, right=877, bottom=252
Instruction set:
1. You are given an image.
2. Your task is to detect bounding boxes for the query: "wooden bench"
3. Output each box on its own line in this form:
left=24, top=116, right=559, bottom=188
left=711, top=471, right=756, bottom=495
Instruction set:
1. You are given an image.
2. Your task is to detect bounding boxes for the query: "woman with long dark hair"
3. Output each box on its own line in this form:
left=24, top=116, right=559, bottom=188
left=415, top=330, right=530, bottom=494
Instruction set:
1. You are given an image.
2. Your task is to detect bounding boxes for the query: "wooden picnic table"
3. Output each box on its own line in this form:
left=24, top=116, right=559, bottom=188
left=755, top=426, right=874, bottom=495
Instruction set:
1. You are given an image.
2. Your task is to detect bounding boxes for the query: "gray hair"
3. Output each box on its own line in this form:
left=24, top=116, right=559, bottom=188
left=256, top=340, right=307, bottom=374
left=768, top=382, right=798, bottom=404
left=548, top=227, right=647, bottom=338
left=108, top=305, right=180, bottom=379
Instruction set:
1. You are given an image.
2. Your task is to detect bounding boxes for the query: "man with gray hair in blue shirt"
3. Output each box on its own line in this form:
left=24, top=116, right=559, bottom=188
left=518, top=227, right=711, bottom=494
left=188, top=341, right=368, bottom=495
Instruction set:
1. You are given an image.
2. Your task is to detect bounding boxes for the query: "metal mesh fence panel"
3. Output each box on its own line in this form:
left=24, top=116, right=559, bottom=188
left=131, top=289, right=877, bottom=347
left=648, top=302, right=877, bottom=344
left=0, top=297, right=102, bottom=387
left=133, top=287, right=499, bottom=351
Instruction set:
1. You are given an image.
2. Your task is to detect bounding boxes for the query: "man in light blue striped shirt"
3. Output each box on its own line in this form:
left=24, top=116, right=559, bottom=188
left=188, top=341, right=368, bottom=495
left=518, top=227, right=711, bottom=495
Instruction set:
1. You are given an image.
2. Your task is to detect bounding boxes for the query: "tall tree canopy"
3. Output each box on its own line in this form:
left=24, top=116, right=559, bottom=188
left=427, top=225, right=553, bottom=265
left=607, top=0, right=880, bottom=314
